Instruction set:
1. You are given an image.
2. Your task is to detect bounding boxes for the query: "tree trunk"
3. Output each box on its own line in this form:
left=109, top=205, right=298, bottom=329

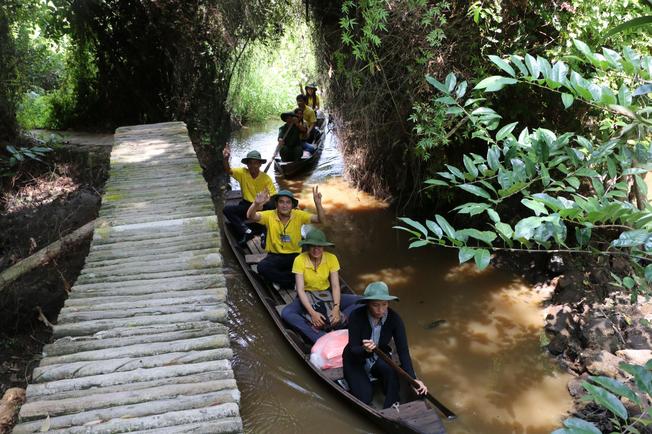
left=0, top=220, right=96, bottom=293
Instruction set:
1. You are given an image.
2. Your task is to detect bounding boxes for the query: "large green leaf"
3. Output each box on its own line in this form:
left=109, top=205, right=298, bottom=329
left=454, top=202, right=490, bottom=216
left=455, top=228, right=497, bottom=245
left=496, top=122, right=518, bottom=141
left=458, top=184, right=492, bottom=200
left=646, top=264, right=652, bottom=283
left=582, top=382, right=627, bottom=420
left=474, top=249, right=491, bottom=270
left=398, top=217, right=428, bottom=237
left=611, top=229, right=650, bottom=248
left=488, top=55, right=516, bottom=77
left=510, top=55, right=529, bottom=76
left=474, top=76, right=518, bottom=92
left=425, top=220, right=443, bottom=238
left=522, top=198, right=549, bottom=216
left=524, top=53, right=541, bottom=79
left=494, top=222, right=513, bottom=240
left=620, top=363, right=652, bottom=396
left=409, top=240, right=430, bottom=249
left=463, top=155, right=479, bottom=179
left=445, top=72, right=457, bottom=93
left=606, top=15, right=652, bottom=38
left=514, top=216, right=543, bottom=240
left=446, top=164, right=465, bottom=180
left=487, top=146, right=501, bottom=170
left=458, top=247, right=475, bottom=264
left=426, top=75, right=448, bottom=94
left=589, top=376, right=640, bottom=405
left=561, top=93, right=574, bottom=109
left=435, top=214, right=456, bottom=240
left=552, top=417, right=601, bottom=434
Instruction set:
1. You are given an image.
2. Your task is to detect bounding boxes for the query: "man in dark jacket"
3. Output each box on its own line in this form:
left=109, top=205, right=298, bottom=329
left=343, top=281, right=427, bottom=408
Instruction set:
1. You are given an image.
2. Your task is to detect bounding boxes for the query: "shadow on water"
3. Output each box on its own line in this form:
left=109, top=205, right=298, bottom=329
left=225, top=120, right=572, bottom=434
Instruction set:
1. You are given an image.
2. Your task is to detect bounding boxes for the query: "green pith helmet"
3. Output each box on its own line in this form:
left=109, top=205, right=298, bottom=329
left=305, top=82, right=318, bottom=90
left=299, top=229, right=334, bottom=247
left=357, top=281, right=400, bottom=303
left=241, top=150, right=266, bottom=164
left=271, top=189, right=298, bottom=208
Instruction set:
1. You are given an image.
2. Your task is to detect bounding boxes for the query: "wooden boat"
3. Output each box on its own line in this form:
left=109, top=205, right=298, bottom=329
left=222, top=190, right=447, bottom=434
left=274, top=114, right=328, bottom=178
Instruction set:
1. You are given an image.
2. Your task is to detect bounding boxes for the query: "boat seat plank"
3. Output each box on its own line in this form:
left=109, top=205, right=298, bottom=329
left=378, top=401, right=446, bottom=434
left=245, top=253, right=267, bottom=264
left=225, top=190, right=242, bottom=201
left=277, top=288, right=296, bottom=304
left=246, top=237, right=265, bottom=255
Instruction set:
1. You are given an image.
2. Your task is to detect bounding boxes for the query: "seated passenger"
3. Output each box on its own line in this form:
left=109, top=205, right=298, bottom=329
left=222, top=146, right=276, bottom=244
left=296, top=94, right=318, bottom=142
left=304, top=83, right=320, bottom=111
left=246, top=187, right=324, bottom=288
left=278, top=111, right=302, bottom=162
left=343, top=281, right=428, bottom=409
left=294, top=108, right=315, bottom=155
left=281, top=229, right=360, bottom=343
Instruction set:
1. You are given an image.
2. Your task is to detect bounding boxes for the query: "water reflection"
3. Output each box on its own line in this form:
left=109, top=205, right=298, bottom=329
left=226, top=120, right=572, bottom=434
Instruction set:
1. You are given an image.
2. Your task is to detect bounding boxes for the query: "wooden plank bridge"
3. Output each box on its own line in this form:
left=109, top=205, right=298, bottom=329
left=13, top=122, right=243, bottom=433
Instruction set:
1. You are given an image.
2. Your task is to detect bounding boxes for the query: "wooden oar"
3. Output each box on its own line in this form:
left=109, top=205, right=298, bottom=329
left=264, top=123, right=293, bottom=173
left=372, top=347, right=457, bottom=420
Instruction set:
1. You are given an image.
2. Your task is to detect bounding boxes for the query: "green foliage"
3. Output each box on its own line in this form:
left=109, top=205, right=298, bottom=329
left=227, top=20, right=317, bottom=124
left=396, top=41, right=652, bottom=299
left=551, top=0, right=652, bottom=58
left=0, top=143, right=52, bottom=177
left=553, top=362, right=652, bottom=434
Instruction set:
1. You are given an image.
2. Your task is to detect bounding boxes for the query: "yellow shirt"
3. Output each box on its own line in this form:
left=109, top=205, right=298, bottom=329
left=307, top=94, right=321, bottom=110
left=231, top=167, right=276, bottom=203
left=303, top=106, right=317, bottom=127
left=292, top=251, right=340, bottom=291
left=258, top=209, right=313, bottom=254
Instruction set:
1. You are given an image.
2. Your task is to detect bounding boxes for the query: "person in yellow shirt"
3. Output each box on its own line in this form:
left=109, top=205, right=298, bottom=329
left=222, top=146, right=276, bottom=244
left=281, top=229, right=360, bottom=343
left=304, top=83, right=321, bottom=111
left=296, top=94, right=317, bottom=142
left=247, top=187, right=324, bottom=288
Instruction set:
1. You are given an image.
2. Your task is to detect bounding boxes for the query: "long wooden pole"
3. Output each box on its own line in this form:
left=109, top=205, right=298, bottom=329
left=0, top=219, right=97, bottom=293
left=264, top=123, right=293, bottom=173
left=372, top=347, right=457, bottom=420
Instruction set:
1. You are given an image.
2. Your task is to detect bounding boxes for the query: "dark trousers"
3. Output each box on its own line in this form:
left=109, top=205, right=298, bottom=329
left=258, top=252, right=298, bottom=288
left=343, top=347, right=401, bottom=409
left=223, top=199, right=273, bottom=239
left=281, top=294, right=360, bottom=343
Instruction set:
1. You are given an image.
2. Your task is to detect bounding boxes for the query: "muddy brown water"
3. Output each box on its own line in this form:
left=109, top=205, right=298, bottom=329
left=224, top=120, right=573, bottom=434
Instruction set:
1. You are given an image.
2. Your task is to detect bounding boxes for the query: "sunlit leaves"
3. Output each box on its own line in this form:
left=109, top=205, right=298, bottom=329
left=473, top=75, right=517, bottom=92
left=488, top=55, right=515, bottom=77
left=403, top=42, right=652, bottom=280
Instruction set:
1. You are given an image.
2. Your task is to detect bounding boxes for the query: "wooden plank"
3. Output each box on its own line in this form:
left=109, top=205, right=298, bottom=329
left=19, top=379, right=238, bottom=420
left=30, top=371, right=234, bottom=401
left=33, top=349, right=233, bottom=383
left=43, top=324, right=228, bottom=356
left=27, top=358, right=233, bottom=400
left=52, top=308, right=227, bottom=338
left=244, top=253, right=267, bottom=264
left=14, top=395, right=240, bottom=433
left=41, top=335, right=230, bottom=366
left=245, top=236, right=265, bottom=255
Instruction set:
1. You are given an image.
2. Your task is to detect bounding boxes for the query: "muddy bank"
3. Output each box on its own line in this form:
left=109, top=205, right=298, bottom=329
left=496, top=250, right=652, bottom=431
left=0, top=133, right=111, bottom=399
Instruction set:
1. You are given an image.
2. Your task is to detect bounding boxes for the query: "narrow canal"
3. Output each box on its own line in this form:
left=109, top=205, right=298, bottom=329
left=222, top=120, right=573, bottom=434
